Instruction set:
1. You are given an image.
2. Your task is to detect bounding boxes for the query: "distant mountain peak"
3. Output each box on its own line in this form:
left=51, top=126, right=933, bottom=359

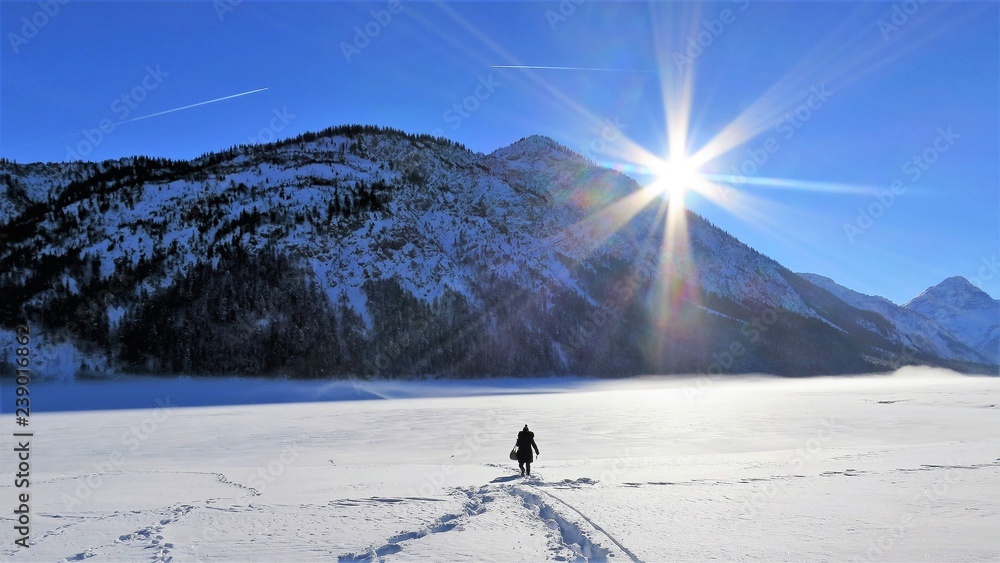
left=489, top=135, right=576, bottom=161
left=508, top=134, right=562, bottom=149
left=904, top=276, right=1000, bottom=365
left=939, top=275, right=978, bottom=289
left=906, top=276, right=996, bottom=310
left=798, top=272, right=990, bottom=365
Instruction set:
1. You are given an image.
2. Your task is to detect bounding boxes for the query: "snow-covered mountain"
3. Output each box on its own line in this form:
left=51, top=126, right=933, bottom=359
left=0, top=125, right=996, bottom=378
left=799, top=273, right=990, bottom=364
left=905, top=276, right=1000, bottom=364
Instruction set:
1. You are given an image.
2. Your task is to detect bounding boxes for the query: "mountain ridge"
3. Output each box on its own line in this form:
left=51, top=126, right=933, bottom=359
left=799, top=273, right=991, bottom=364
left=0, top=125, right=996, bottom=379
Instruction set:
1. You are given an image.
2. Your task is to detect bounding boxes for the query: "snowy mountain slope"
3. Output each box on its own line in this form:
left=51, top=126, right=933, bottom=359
left=689, top=219, right=819, bottom=319
left=0, top=125, right=994, bottom=377
left=0, top=160, right=99, bottom=224
left=800, top=273, right=989, bottom=364
left=905, top=276, right=1000, bottom=364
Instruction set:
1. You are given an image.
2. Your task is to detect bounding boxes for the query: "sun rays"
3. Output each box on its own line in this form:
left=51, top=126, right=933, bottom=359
left=416, top=0, right=968, bottom=352
left=527, top=1, right=948, bottom=356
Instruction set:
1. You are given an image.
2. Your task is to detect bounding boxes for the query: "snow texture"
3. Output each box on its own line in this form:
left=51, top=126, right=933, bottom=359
left=2, top=370, right=998, bottom=561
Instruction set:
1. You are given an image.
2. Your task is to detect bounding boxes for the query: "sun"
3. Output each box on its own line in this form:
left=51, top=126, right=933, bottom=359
left=655, top=154, right=701, bottom=201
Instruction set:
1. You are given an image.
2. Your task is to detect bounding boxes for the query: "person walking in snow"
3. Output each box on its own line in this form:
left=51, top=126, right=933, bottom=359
left=515, top=424, right=540, bottom=476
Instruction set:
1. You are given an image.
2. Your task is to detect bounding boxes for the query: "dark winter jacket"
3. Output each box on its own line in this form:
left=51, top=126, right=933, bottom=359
left=516, top=430, right=539, bottom=463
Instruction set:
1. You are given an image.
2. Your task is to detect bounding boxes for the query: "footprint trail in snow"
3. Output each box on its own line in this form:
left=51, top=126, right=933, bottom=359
left=337, top=474, right=642, bottom=563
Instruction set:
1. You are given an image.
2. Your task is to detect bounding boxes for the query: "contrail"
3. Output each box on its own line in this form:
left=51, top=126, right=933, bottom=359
left=122, top=87, right=268, bottom=123
left=14, top=87, right=270, bottom=148
left=492, top=64, right=654, bottom=73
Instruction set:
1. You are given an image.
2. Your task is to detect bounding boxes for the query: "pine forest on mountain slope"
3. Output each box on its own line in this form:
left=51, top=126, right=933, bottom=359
left=0, top=125, right=995, bottom=378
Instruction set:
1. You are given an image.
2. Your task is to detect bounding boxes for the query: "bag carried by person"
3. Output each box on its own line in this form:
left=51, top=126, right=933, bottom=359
left=509, top=446, right=518, bottom=460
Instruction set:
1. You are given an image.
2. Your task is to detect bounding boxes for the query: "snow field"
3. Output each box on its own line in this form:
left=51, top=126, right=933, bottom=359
left=1, top=369, right=997, bottom=561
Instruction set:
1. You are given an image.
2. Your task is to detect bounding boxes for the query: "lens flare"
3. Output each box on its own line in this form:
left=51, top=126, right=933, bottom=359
left=655, top=155, right=702, bottom=201
left=411, top=0, right=940, bottom=362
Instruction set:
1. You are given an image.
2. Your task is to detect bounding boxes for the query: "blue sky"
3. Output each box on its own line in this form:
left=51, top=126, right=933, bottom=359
left=1, top=0, right=997, bottom=303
